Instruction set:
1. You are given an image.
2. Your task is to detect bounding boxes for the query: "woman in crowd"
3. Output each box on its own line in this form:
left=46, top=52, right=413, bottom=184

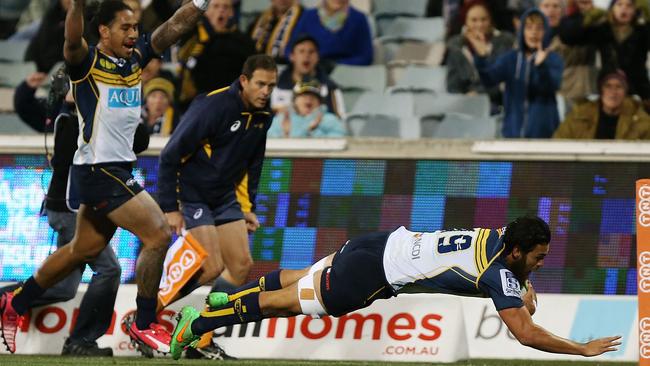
left=446, top=0, right=514, bottom=114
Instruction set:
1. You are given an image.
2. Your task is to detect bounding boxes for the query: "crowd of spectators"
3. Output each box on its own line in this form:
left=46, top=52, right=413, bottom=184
left=3, top=0, right=650, bottom=140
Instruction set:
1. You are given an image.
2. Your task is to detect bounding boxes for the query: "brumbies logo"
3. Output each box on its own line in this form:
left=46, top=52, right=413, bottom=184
left=230, top=120, right=241, bottom=132
left=99, top=58, right=116, bottom=70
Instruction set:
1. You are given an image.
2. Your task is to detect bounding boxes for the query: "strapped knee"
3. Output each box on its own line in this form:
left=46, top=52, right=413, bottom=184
left=297, top=273, right=327, bottom=319
left=308, top=256, right=328, bottom=276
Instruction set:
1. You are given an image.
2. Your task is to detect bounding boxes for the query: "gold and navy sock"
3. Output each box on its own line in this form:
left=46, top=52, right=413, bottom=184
left=192, top=292, right=262, bottom=335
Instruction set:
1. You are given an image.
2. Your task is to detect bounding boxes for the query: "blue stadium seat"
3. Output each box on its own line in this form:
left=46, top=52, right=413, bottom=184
left=422, top=112, right=497, bottom=139
left=0, top=40, right=28, bottom=63
left=0, top=62, right=36, bottom=87
left=346, top=91, right=420, bottom=138
left=389, top=65, right=447, bottom=93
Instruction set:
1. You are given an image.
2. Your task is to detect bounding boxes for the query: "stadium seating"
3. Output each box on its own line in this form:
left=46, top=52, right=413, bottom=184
left=0, top=40, right=29, bottom=63
left=0, top=113, right=36, bottom=134
left=412, top=93, right=491, bottom=119
left=346, top=91, right=420, bottom=138
left=422, top=112, right=498, bottom=139
left=378, top=17, right=445, bottom=43
left=0, top=87, right=14, bottom=112
left=330, top=64, right=387, bottom=110
left=372, top=0, right=428, bottom=17
left=0, top=62, right=36, bottom=87
left=239, top=0, right=267, bottom=30
left=389, top=65, right=446, bottom=93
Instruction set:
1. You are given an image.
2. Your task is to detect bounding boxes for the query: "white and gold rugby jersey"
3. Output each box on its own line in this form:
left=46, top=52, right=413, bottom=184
left=383, top=226, right=524, bottom=310
left=67, top=35, right=157, bottom=165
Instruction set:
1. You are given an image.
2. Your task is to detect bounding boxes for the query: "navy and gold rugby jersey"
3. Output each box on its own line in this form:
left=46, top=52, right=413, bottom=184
left=383, top=226, right=525, bottom=310
left=67, top=34, right=158, bottom=165
left=158, top=79, right=273, bottom=213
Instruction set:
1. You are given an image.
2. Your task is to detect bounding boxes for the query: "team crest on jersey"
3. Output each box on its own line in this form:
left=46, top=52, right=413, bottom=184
left=125, top=178, right=136, bottom=187
left=499, top=269, right=522, bottom=298
left=230, top=120, right=241, bottom=132
left=99, top=58, right=117, bottom=70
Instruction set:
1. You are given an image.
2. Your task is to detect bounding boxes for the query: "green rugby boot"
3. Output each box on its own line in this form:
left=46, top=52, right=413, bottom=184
left=170, top=306, right=201, bottom=360
left=206, top=292, right=229, bottom=310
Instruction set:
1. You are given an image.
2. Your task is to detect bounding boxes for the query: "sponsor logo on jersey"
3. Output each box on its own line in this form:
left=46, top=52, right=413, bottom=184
left=230, top=120, right=241, bottom=132
left=411, top=233, right=423, bottom=260
left=499, top=269, right=521, bottom=298
left=108, top=88, right=141, bottom=108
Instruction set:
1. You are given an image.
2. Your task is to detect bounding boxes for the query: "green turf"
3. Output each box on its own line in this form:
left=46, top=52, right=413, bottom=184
left=0, top=356, right=636, bottom=366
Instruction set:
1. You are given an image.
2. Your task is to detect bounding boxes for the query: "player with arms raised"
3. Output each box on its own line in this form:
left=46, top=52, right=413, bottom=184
left=0, top=0, right=213, bottom=356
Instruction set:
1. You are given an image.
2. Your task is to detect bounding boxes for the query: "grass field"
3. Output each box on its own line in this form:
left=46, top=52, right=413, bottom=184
left=0, top=356, right=636, bottom=366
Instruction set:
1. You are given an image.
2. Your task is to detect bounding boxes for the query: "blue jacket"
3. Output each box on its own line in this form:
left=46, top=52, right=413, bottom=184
left=474, top=8, right=563, bottom=138
left=158, top=80, right=272, bottom=213
left=286, top=6, right=373, bottom=65
left=269, top=105, right=346, bottom=138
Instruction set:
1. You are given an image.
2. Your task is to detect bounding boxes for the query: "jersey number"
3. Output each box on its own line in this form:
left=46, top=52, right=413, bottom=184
left=437, top=234, right=473, bottom=254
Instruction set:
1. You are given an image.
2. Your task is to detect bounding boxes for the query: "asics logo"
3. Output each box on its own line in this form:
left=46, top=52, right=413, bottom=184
left=193, top=208, right=203, bottom=219
left=230, top=120, right=241, bottom=132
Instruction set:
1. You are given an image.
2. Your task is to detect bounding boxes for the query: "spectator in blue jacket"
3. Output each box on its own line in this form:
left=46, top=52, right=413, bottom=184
left=269, top=79, right=346, bottom=138
left=286, top=0, right=373, bottom=68
left=470, top=8, right=563, bottom=138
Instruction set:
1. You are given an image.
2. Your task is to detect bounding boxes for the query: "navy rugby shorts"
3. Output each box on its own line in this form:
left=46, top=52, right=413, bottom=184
left=181, top=193, right=244, bottom=230
left=71, top=162, right=143, bottom=215
left=319, top=231, right=396, bottom=317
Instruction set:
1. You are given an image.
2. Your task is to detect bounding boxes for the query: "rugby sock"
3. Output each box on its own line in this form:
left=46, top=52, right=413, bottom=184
left=192, top=292, right=262, bottom=335
left=11, top=277, right=45, bottom=315
left=226, top=270, right=282, bottom=299
left=135, top=296, right=157, bottom=329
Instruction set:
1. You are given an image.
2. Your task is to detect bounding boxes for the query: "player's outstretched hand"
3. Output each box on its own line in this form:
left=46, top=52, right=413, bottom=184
left=581, top=336, right=622, bottom=357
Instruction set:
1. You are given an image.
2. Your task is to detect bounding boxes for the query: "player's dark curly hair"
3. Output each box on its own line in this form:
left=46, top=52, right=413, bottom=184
left=502, top=216, right=551, bottom=255
left=91, top=0, right=133, bottom=29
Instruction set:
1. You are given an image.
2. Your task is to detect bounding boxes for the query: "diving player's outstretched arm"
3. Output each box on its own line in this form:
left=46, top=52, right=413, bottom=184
left=151, top=0, right=210, bottom=55
left=64, top=0, right=89, bottom=65
left=499, top=306, right=621, bottom=356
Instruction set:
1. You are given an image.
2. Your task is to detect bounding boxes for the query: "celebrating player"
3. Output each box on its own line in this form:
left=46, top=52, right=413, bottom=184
left=0, top=0, right=212, bottom=356
left=157, top=54, right=277, bottom=358
left=170, top=216, right=621, bottom=359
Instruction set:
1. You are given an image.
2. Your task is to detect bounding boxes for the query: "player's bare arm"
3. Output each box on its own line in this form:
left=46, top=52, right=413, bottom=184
left=63, top=0, right=89, bottom=65
left=151, top=0, right=210, bottom=55
left=499, top=305, right=621, bottom=356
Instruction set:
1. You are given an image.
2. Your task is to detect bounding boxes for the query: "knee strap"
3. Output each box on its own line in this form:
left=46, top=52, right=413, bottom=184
left=297, top=273, right=327, bottom=319
left=308, top=256, right=328, bottom=276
